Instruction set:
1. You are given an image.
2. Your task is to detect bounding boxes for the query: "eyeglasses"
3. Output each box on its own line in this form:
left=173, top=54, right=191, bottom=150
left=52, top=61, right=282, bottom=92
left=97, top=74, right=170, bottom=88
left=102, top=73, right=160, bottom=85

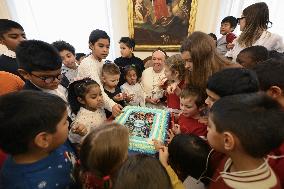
left=237, top=16, right=246, bottom=24
left=30, top=73, right=63, bottom=83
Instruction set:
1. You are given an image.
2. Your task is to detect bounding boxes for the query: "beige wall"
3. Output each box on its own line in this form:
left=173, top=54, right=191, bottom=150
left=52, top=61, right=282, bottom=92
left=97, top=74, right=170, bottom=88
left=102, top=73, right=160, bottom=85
left=0, top=0, right=11, bottom=19
left=110, top=0, right=220, bottom=59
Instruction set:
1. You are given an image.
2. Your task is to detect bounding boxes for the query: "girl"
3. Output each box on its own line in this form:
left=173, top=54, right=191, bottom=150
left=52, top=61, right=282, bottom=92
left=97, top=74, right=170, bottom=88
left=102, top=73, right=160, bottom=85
left=79, top=123, right=129, bottom=189
left=120, top=65, right=145, bottom=106
left=226, top=2, right=284, bottom=62
left=183, top=31, right=238, bottom=92
left=113, top=154, right=173, bottom=189
left=67, top=77, right=106, bottom=144
left=164, top=54, right=185, bottom=112
left=114, top=37, right=145, bottom=87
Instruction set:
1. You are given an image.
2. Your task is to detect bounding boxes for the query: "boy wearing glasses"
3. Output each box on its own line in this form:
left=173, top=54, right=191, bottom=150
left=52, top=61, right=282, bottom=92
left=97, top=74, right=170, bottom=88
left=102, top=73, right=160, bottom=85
left=17, top=40, right=67, bottom=102
left=217, top=16, right=237, bottom=55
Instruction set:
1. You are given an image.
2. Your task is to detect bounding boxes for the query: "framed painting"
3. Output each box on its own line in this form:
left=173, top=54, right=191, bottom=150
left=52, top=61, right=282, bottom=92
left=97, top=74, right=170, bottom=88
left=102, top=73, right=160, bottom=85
left=128, top=0, right=198, bottom=51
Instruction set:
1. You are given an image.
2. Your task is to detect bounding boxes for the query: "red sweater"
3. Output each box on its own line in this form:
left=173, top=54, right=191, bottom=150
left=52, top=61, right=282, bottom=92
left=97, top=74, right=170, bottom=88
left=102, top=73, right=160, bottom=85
left=178, top=114, right=207, bottom=137
left=269, top=143, right=284, bottom=188
left=167, top=80, right=184, bottom=110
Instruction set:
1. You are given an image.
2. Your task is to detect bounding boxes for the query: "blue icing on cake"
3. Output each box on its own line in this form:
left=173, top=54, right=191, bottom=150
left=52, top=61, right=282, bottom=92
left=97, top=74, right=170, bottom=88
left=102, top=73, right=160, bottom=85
left=115, top=106, right=170, bottom=155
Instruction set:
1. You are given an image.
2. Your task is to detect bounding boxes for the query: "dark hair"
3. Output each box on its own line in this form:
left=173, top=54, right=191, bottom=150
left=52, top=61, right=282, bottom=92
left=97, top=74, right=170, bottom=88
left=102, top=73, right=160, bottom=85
left=210, top=93, right=284, bottom=158
left=76, top=53, right=86, bottom=61
left=0, top=91, right=66, bottom=155
left=113, top=154, right=173, bottom=189
left=124, top=65, right=138, bottom=77
left=252, top=57, right=284, bottom=91
left=221, top=16, right=237, bottom=29
left=68, top=78, right=100, bottom=114
left=180, top=86, right=206, bottom=108
left=180, top=39, right=188, bottom=53
left=102, top=63, right=121, bottom=75
left=0, top=19, right=24, bottom=38
left=168, top=134, right=211, bottom=182
left=119, top=37, right=135, bottom=49
left=237, top=46, right=269, bottom=68
left=269, top=50, right=284, bottom=59
left=79, top=123, right=129, bottom=189
left=52, top=40, right=75, bottom=55
left=16, top=40, right=62, bottom=72
left=89, top=29, right=110, bottom=44
left=208, top=33, right=217, bottom=41
left=207, top=68, right=259, bottom=97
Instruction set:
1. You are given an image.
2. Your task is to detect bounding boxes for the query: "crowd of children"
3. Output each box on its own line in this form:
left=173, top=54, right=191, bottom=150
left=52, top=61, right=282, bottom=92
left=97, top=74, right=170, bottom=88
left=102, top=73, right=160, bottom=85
left=0, top=1, right=284, bottom=189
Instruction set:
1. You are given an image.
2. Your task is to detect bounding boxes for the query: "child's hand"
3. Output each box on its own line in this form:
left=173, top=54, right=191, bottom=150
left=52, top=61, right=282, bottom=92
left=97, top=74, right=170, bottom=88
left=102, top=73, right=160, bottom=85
left=113, top=93, right=124, bottom=101
left=172, top=124, right=181, bottom=135
left=146, top=97, right=160, bottom=104
left=153, top=139, right=164, bottom=151
left=166, top=129, right=175, bottom=144
left=159, top=146, right=169, bottom=168
left=125, top=94, right=135, bottom=102
left=71, top=123, right=88, bottom=136
left=198, top=116, right=208, bottom=125
left=226, top=43, right=235, bottom=49
left=112, top=104, right=123, bottom=117
left=166, top=83, right=177, bottom=94
left=159, top=77, right=168, bottom=87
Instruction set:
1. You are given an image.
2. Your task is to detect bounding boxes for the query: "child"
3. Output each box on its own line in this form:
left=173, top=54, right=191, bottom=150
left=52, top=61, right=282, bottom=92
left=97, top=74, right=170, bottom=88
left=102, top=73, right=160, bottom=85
left=114, top=37, right=144, bottom=87
left=0, top=91, right=77, bottom=188
left=164, top=54, right=185, bottom=112
left=205, top=68, right=259, bottom=108
left=159, top=134, right=212, bottom=189
left=236, top=45, right=269, bottom=68
left=226, top=2, right=284, bottom=62
left=120, top=65, right=145, bottom=106
left=180, top=40, right=192, bottom=71
left=114, top=37, right=145, bottom=86
left=52, top=40, right=78, bottom=83
left=171, top=87, right=207, bottom=138
left=102, top=63, right=126, bottom=118
left=253, top=58, right=284, bottom=187
left=208, top=33, right=217, bottom=46
left=75, top=52, right=86, bottom=64
left=79, top=123, right=129, bottom=189
left=216, top=16, right=237, bottom=55
left=207, top=93, right=284, bottom=188
left=113, top=154, right=173, bottom=189
left=78, top=29, right=122, bottom=117
left=16, top=40, right=68, bottom=102
left=68, top=77, right=106, bottom=144
left=0, top=19, right=26, bottom=78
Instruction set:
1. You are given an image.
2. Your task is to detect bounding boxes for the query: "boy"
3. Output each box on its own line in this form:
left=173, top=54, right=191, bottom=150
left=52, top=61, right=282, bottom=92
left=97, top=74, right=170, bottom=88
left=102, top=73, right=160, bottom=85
left=114, top=37, right=144, bottom=87
left=171, top=87, right=207, bottom=139
left=236, top=45, right=269, bottom=68
left=102, top=63, right=126, bottom=118
left=253, top=58, right=284, bottom=187
left=208, top=93, right=284, bottom=188
left=217, top=16, right=237, bottom=55
left=205, top=68, right=259, bottom=108
left=77, top=29, right=122, bottom=117
left=0, top=91, right=77, bottom=188
left=0, top=19, right=26, bottom=77
left=16, top=40, right=67, bottom=102
left=52, top=40, right=78, bottom=83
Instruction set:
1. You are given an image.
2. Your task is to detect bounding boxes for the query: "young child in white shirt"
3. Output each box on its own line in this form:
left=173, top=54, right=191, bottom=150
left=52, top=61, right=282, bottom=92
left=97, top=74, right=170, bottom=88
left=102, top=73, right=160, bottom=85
left=121, top=65, right=145, bottom=106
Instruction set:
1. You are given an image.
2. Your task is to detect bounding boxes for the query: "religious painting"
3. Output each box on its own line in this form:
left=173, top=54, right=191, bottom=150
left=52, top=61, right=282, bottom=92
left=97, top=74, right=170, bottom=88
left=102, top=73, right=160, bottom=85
left=128, top=0, right=198, bottom=51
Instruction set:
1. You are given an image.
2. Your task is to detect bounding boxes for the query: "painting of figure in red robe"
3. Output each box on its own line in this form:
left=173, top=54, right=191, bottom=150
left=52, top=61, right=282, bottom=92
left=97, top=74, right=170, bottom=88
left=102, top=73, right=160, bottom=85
left=130, top=0, right=197, bottom=51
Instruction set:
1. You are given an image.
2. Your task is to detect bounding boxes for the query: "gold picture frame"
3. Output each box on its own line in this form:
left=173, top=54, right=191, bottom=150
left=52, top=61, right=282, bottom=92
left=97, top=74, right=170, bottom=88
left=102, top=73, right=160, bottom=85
left=128, top=0, right=198, bottom=51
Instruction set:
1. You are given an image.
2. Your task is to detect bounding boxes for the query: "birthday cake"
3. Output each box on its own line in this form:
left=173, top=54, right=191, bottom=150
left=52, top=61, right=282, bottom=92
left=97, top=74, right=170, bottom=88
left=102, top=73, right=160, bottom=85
left=115, top=106, right=169, bottom=154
